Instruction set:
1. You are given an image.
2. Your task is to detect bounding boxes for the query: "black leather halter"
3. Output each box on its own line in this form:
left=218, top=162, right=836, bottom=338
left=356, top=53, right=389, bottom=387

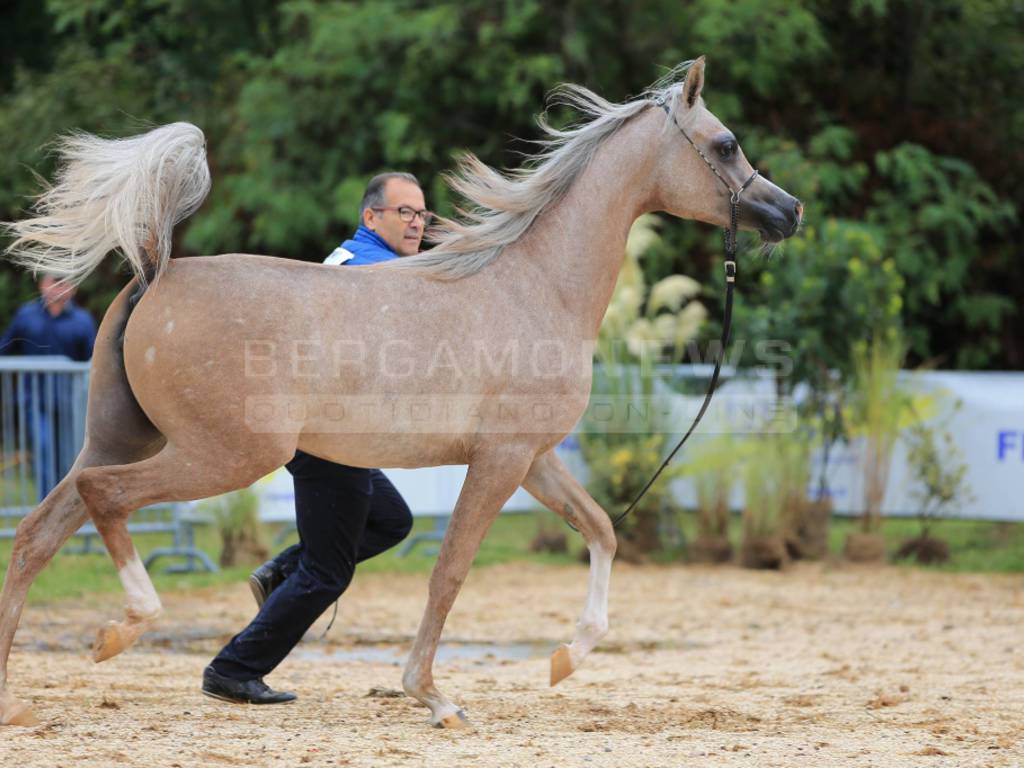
left=606, top=98, right=758, bottom=529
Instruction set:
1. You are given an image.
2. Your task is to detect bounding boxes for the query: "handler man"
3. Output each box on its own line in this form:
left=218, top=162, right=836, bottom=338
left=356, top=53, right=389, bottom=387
left=202, top=173, right=431, bottom=704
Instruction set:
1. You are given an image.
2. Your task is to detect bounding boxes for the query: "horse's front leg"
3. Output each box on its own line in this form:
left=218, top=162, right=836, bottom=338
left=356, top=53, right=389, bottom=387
left=402, top=445, right=534, bottom=728
left=522, top=449, right=617, bottom=685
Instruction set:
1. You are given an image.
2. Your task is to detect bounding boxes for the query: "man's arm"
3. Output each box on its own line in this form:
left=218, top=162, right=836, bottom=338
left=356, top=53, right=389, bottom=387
left=0, top=309, right=25, bottom=356
left=73, top=310, right=98, bottom=362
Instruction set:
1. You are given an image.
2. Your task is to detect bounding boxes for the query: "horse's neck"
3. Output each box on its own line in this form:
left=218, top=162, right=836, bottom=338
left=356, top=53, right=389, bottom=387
left=504, top=109, right=660, bottom=336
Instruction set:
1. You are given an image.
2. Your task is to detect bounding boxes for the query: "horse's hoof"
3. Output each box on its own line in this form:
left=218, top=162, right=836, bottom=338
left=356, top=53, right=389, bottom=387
left=92, top=620, right=130, bottom=663
left=434, top=709, right=470, bottom=729
left=5, top=705, right=39, bottom=727
left=0, top=695, right=38, bottom=727
left=550, top=643, right=574, bottom=686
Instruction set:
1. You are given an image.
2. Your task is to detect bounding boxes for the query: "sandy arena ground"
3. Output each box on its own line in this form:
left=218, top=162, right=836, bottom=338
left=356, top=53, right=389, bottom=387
left=1, top=561, right=1022, bottom=767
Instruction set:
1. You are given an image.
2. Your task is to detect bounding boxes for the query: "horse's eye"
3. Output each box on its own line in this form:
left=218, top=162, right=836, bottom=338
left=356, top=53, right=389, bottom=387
left=718, top=140, right=737, bottom=160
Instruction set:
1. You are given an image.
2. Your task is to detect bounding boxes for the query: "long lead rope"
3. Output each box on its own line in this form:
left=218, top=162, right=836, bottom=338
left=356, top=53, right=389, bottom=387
left=608, top=222, right=736, bottom=529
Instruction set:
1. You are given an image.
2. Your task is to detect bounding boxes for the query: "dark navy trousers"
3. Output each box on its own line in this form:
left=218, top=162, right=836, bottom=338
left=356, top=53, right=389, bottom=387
left=210, top=451, right=412, bottom=680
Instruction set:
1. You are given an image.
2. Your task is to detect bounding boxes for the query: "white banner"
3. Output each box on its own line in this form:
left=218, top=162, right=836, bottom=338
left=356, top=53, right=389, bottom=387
left=650, top=370, right=1024, bottom=522
left=818, top=371, right=1023, bottom=522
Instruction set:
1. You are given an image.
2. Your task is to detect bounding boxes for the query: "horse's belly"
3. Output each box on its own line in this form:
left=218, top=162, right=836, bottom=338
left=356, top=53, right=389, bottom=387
left=296, top=432, right=472, bottom=468
left=293, top=385, right=586, bottom=466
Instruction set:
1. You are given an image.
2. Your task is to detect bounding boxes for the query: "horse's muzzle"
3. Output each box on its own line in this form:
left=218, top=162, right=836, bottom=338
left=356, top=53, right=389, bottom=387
left=745, top=194, right=802, bottom=242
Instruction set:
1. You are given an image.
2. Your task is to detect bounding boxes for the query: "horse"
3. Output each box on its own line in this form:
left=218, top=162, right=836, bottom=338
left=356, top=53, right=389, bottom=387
left=0, top=57, right=801, bottom=728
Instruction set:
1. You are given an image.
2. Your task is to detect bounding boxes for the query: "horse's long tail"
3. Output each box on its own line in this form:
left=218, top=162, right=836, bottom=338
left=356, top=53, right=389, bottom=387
left=4, top=122, right=210, bottom=287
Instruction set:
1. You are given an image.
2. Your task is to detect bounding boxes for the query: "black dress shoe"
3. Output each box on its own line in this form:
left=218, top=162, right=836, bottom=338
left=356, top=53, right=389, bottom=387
left=202, top=665, right=296, bottom=705
left=248, top=559, right=285, bottom=609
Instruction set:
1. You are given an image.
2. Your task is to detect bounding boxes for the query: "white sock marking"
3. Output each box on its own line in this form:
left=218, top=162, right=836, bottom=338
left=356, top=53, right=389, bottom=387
left=119, top=554, right=161, bottom=620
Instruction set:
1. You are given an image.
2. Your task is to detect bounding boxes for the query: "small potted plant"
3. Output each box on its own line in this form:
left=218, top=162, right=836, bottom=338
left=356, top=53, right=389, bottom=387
left=200, top=487, right=269, bottom=568
left=843, top=333, right=909, bottom=563
left=896, top=409, right=972, bottom=565
left=685, top=435, right=737, bottom=563
left=740, top=436, right=788, bottom=570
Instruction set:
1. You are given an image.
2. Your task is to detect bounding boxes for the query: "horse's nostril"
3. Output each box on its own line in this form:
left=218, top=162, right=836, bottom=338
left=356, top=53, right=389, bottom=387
left=794, top=201, right=804, bottom=222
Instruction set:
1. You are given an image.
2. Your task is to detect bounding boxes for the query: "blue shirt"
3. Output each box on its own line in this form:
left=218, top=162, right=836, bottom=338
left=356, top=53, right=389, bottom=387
left=0, top=298, right=97, bottom=361
left=326, top=225, right=399, bottom=266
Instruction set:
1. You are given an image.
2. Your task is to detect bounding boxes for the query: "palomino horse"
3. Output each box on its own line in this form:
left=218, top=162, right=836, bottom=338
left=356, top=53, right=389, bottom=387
left=0, top=58, right=801, bottom=728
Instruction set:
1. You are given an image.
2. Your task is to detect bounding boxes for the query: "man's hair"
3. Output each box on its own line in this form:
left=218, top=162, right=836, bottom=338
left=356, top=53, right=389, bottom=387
left=360, top=172, right=420, bottom=218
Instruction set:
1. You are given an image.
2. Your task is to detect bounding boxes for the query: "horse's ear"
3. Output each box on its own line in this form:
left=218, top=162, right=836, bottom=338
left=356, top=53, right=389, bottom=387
left=683, top=56, right=706, bottom=109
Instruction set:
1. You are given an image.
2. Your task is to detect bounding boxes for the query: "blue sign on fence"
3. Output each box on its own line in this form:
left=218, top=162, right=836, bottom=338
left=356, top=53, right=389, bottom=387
left=997, top=430, right=1021, bottom=462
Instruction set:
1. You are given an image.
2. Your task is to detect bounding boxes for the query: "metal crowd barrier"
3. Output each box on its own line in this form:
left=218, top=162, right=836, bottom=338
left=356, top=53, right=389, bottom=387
left=0, top=356, right=88, bottom=510
left=0, top=356, right=216, bottom=572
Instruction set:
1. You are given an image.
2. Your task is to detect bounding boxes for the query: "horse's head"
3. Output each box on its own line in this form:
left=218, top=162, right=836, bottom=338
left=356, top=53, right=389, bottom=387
left=650, top=57, right=802, bottom=244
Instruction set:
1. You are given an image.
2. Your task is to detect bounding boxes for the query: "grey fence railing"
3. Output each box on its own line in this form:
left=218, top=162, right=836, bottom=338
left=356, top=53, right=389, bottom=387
left=0, top=357, right=216, bottom=572
left=0, top=356, right=88, bottom=510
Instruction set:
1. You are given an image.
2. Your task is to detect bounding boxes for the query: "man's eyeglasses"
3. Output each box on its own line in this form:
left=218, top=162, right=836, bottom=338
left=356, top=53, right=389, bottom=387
left=371, top=206, right=434, bottom=225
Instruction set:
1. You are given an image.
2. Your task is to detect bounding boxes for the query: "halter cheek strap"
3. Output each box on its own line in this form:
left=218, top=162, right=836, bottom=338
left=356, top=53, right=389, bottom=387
left=655, top=96, right=758, bottom=275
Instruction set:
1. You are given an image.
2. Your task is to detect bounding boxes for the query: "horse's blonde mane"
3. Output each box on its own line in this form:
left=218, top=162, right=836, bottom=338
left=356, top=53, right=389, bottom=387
left=386, top=62, right=696, bottom=280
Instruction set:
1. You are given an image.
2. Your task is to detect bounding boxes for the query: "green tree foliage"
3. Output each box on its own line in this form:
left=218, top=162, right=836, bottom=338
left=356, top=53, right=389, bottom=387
left=0, top=0, right=286, bottom=314
left=0, top=0, right=1019, bottom=373
left=869, top=144, right=1016, bottom=367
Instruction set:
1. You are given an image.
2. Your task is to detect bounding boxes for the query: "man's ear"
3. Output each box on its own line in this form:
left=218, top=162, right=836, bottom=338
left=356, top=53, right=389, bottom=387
left=682, top=56, right=706, bottom=109
left=362, top=207, right=376, bottom=229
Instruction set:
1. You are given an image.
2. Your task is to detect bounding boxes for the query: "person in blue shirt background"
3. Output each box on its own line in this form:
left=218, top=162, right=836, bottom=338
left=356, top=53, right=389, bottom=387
left=1, top=274, right=97, bottom=498
left=203, top=173, right=431, bottom=705
left=0, top=274, right=96, bottom=361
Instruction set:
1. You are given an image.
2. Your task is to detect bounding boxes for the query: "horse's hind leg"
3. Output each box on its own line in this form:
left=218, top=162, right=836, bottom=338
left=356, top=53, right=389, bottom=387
left=0, top=476, right=88, bottom=725
left=0, top=281, right=165, bottom=725
left=77, top=438, right=292, bottom=663
left=81, top=467, right=163, bottom=664
left=0, top=447, right=161, bottom=724
left=522, top=449, right=617, bottom=685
